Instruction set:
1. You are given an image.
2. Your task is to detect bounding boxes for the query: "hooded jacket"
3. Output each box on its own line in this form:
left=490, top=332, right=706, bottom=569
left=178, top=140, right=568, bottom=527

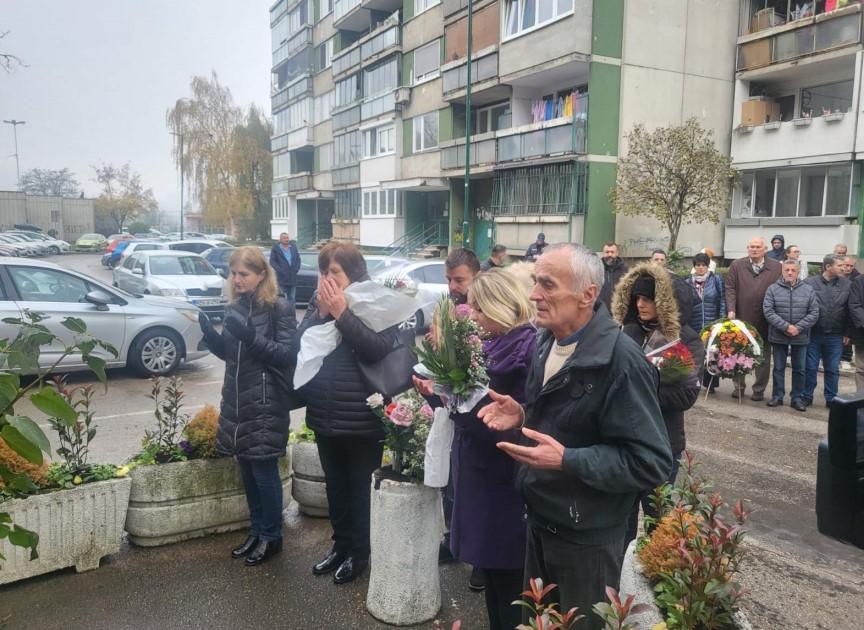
left=766, top=234, right=786, bottom=261
left=762, top=277, right=820, bottom=345
left=611, top=263, right=704, bottom=454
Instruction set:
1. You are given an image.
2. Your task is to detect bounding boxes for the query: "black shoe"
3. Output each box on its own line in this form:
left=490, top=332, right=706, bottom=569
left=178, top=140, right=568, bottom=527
left=750, top=393, right=764, bottom=402
left=766, top=397, right=783, bottom=407
left=801, top=398, right=813, bottom=408
left=438, top=541, right=455, bottom=564
left=244, top=538, right=282, bottom=566
left=313, top=549, right=345, bottom=575
left=791, top=399, right=807, bottom=412
left=468, top=566, right=486, bottom=592
left=231, top=535, right=259, bottom=559
left=333, top=556, right=368, bottom=584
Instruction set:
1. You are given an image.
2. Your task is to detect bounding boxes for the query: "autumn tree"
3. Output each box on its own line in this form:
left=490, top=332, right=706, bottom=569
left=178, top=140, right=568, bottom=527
left=611, top=118, right=736, bottom=251
left=234, top=106, right=273, bottom=240
left=20, top=168, right=81, bottom=197
left=166, top=73, right=270, bottom=238
left=92, top=163, right=158, bottom=233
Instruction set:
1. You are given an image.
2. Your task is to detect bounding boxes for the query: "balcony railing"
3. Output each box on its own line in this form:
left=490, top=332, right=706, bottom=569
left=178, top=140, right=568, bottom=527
left=443, top=0, right=469, bottom=17
left=332, top=164, right=360, bottom=185
left=334, top=0, right=361, bottom=21
left=332, top=46, right=361, bottom=77
left=333, top=103, right=361, bottom=131
left=270, top=0, right=288, bottom=24
left=360, top=25, right=399, bottom=60
left=737, top=9, right=862, bottom=71
left=272, top=26, right=313, bottom=68
left=271, top=75, right=312, bottom=112
left=361, top=91, right=396, bottom=120
left=439, top=115, right=588, bottom=171
left=272, top=173, right=312, bottom=195
left=272, top=125, right=313, bottom=152
left=442, top=51, right=498, bottom=95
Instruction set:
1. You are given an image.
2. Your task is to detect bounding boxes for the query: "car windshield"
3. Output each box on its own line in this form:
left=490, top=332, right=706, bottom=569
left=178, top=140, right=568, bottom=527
left=81, top=233, right=101, bottom=240
left=149, top=256, right=217, bottom=276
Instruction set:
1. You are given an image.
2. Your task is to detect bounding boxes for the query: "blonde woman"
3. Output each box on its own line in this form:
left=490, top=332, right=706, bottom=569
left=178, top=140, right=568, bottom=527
left=198, top=246, right=297, bottom=566
left=415, top=269, right=536, bottom=630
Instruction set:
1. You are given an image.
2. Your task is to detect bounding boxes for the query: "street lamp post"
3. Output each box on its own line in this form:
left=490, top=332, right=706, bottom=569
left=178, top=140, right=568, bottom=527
left=3, top=119, right=26, bottom=191
left=463, top=0, right=474, bottom=248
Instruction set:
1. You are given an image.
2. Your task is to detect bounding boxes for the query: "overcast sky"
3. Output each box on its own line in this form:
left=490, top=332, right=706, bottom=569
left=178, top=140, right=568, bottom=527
left=0, top=0, right=273, bottom=215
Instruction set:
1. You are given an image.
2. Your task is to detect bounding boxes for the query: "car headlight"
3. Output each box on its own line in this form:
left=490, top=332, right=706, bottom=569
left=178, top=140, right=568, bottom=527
left=180, top=309, right=199, bottom=323
left=153, top=287, right=186, bottom=297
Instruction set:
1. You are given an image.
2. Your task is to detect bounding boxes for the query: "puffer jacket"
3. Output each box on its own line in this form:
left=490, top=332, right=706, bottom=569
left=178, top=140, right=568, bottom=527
left=686, top=272, right=726, bottom=332
left=804, top=274, right=850, bottom=335
left=206, top=296, right=297, bottom=460
left=612, top=263, right=704, bottom=455
left=762, top=279, right=820, bottom=345
left=296, top=292, right=398, bottom=438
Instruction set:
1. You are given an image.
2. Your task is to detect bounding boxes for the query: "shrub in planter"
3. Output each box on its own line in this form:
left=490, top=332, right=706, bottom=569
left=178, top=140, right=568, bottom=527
left=183, top=404, right=219, bottom=459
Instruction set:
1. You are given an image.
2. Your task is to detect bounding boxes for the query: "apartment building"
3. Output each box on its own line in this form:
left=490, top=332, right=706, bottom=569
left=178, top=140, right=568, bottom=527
left=269, top=0, right=739, bottom=259
left=727, top=0, right=864, bottom=261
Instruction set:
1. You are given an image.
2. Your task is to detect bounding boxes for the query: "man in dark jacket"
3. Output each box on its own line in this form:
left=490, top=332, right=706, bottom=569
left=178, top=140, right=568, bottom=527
left=803, top=255, right=850, bottom=407
left=598, top=241, right=628, bottom=310
left=767, top=234, right=786, bottom=261
left=726, top=236, right=782, bottom=401
left=763, top=259, right=820, bottom=411
left=478, top=244, right=671, bottom=629
left=524, top=233, right=547, bottom=262
left=846, top=273, right=864, bottom=390
left=481, top=244, right=507, bottom=271
left=269, top=232, right=301, bottom=302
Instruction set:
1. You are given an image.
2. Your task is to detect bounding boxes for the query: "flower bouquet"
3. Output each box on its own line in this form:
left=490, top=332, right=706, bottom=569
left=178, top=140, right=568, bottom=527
left=700, top=318, right=765, bottom=401
left=367, top=390, right=434, bottom=482
left=645, top=339, right=697, bottom=385
left=378, top=272, right=419, bottom=298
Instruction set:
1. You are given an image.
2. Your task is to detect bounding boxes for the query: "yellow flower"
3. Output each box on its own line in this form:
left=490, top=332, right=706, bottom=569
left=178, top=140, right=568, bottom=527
left=72, top=475, right=83, bottom=485
left=115, top=465, right=130, bottom=478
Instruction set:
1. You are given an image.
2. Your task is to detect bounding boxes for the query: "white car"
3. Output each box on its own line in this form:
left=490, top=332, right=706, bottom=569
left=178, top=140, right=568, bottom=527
left=168, top=239, right=232, bottom=255
left=118, top=240, right=167, bottom=263
left=371, top=260, right=448, bottom=330
left=9, top=231, right=70, bottom=255
left=113, top=250, right=227, bottom=320
left=0, top=257, right=208, bottom=376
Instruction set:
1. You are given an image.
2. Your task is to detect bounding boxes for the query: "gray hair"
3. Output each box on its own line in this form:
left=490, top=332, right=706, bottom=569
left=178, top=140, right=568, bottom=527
left=544, top=243, right=605, bottom=295
left=782, top=258, right=801, bottom=268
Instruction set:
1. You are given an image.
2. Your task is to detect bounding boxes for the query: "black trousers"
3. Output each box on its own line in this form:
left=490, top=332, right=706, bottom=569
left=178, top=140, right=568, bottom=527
left=315, top=435, right=383, bottom=559
left=524, top=525, right=623, bottom=630
left=484, top=568, right=524, bottom=630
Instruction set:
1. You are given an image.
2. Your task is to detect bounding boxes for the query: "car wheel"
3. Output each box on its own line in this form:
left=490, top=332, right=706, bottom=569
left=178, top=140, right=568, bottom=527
left=399, top=309, right=424, bottom=332
left=129, top=328, right=183, bottom=377
left=48, top=246, right=60, bottom=255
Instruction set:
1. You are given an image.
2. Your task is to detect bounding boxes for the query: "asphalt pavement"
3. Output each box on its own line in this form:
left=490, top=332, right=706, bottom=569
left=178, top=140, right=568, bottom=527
left=1, top=254, right=863, bottom=629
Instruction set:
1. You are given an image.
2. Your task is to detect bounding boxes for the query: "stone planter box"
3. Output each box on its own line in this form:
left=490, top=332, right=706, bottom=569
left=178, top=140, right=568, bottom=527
left=291, top=441, right=328, bottom=517
left=0, top=477, right=131, bottom=585
left=125, top=455, right=291, bottom=547
left=366, top=474, right=443, bottom=626
left=619, top=540, right=753, bottom=629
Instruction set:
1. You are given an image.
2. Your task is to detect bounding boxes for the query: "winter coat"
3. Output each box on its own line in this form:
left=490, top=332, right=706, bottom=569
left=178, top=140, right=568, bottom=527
left=480, top=257, right=504, bottom=272
left=518, top=303, right=672, bottom=543
left=207, top=296, right=297, bottom=460
left=686, top=272, right=726, bottom=332
left=448, top=324, right=535, bottom=570
left=804, top=274, right=850, bottom=336
left=612, top=263, right=704, bottom=455
left=725, top=257, right=782, bottom=337
left=269, top=242, right=301, bottom=292
left=525, top=241, right=547, bottom=262
left=766, top=234, right=786, bottom=261
left=296, top=292, right=398, bottom=439
left=762, top=279, right=820, bottom=345
left=599, top=258, right=629, bottom=309
left=846, top=275, right=864, bottom=345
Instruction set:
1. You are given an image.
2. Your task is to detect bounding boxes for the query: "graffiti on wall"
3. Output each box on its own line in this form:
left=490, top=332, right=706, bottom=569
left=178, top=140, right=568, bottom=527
left=619, top=236, right=693, bottom=258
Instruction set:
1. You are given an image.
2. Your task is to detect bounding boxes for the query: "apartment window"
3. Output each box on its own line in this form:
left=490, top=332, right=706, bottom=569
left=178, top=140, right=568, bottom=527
left=412, top=40, right=440, bottom=84
left=274, top=153, right=293, bottom=178
left=335, top=74, right=361, bottom=107
left=271, top=15, right=289, bottom=52
left=413, top=111, right=439, bottom=152
left=316, top=38, right=334, bottom=72
left=363, top=125, right=394, bottom=157
left=273, top=98, right=312, bottom=134
left=314, top=90, right=335, bottom=124
left=272, top=196, right=290, bottom=220
left=415, top=0, right=440, bottom=15
left=362, top=189, right=399, bottom=217
left=288, top=4, right=306, bottom=33
left=363, top=57, right=398, bottom=99
left=334, top=130, right=361, bottom=167
left=800, top=80, right=854, bottom=117
left=320, top=0, right=333, bottom=19
left=318, top=143, right=333, bottom=172
left=474, top=102, right=512, bottom=134
left=335, top=189, right=361, bottom=219
left=504, top=0, right=574, bottom=38
left=735, top=165, right=854, bottom=218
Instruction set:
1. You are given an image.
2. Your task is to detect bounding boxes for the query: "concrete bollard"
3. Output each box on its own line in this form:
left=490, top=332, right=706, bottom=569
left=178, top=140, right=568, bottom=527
left=291, top=441, right=329, bottom=518
left=366, top=474, right=444, bottom=626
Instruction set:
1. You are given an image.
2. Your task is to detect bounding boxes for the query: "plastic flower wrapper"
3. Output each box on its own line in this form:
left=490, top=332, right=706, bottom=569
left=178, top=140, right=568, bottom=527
left=378, top=272, right=419, bottom=298
left=367, top=391, right=432, bottom=481
left=700, top=318, right=764, bottom=380
left=645, top=339, right=697, bottom=385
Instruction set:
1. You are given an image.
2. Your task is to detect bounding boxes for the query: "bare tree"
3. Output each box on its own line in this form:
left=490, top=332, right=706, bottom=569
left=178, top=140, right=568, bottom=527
left=20, top=168, right=81, bottom=197
left=611, top=118, right=736, bottom=251
left=92, top=163, right=158, bottom=232
left=0, top=30, right=26, bottom=72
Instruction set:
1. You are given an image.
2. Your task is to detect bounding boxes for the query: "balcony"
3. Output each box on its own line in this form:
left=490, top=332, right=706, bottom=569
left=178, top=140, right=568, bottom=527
left=441, top=49, right=509, bottom=105
left=333, top=102, right=361, bottom=131
left=332, top=164, right=360, bottom=186
left=272, top=125, right=314, bottom=152
left=272, top=26, right=313, bottom=69
left=736, top=5, right=862, bottom=73
left=271, top=75, right=312, bottom=113
left=331, top=17, right=400, bottom=79
left=361, top=91, right=396, bottom=120
left=439, top=116, right=587, bottom=172
left=332, top=46, right=361, bottom=78
left=272, top=173, right=313, bottom=195
left=333, top=0, right=402, bottom=31
left=443, top=0, right=469, bottom=17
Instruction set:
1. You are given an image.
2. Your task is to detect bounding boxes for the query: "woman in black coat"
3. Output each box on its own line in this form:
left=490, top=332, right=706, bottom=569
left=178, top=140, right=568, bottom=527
left=199, top=246, right=297, bottom=566
left=296, top=242, right=398, bottom=585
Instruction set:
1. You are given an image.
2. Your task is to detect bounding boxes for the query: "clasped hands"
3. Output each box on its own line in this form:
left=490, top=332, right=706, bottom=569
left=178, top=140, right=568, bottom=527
left=317, top=276, right=348, bottom=320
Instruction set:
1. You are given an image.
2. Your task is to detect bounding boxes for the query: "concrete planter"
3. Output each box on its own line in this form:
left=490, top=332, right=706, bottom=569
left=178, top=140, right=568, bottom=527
left=291, top=441, right=328, bottom=517
left=366, top=474, right=443, bottom=626
left=619, top=541, right=753, bottom=629
left=125, top=455, right=291, bottom=547
left=0, top=477, right=131, bottom=585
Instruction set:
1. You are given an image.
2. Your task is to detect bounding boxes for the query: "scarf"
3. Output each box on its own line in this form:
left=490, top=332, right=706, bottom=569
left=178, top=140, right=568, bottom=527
left=692, top=272, right=710, bottom=299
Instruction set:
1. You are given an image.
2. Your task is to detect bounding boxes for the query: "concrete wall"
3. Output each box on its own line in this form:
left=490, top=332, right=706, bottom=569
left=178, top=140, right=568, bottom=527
left=614, top=0, right=739, bottom=258
left=404, top=77, right=445, bottom=117
left=0, top=191, right=95, bottom=241
left=724, top=221, right=860, bottom=260
left=401, top=152, right=441, bottom=180
left=332, top=219, right=360, bottom=242
left=444, top=2, right=499, bottom=61
left=493, top=216, right=583, bottom=252
left=731, top=115, right=857, bottom=167
left=360, top=215, right=404, bottom=245
left=360, top=153, right=399, bottom=185
left=402, top=3, right=443, bottom=51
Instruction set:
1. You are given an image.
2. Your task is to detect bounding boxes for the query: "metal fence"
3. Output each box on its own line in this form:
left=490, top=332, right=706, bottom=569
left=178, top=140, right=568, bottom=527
left=491, top=162, right=587, bottom=216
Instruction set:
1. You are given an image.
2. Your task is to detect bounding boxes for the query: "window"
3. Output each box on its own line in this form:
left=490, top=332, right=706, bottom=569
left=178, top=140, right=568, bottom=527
left=50, top=210, right=60, bottom=223
left=10, top=267, right=91, bottom=303
left=419, top=263, right=445, bottom=284
left=735, top=165, right=854, bottom=217
left=318, top=143, right=333, bottom=172
left=826, top=165, right=852, bottom=215
left=320, top=0, right=333, bottom=18
left=362, top=189, right=400, bottom=217
left=503, top=0, right=573, bottom=38
left=335, top=74, right=361, bottom=107
left=122, top=255, right=136, bottom=270
left=413, top=111, right=439, bottom=152
left=363, top=125, right=394, bottom=157
left=274, top=152, right=292, bottom=177
left=474, top=102, right=512, bottom=134
left=412, top=40, right=440, bottom=84
left=314, top=90, right=335, bottom=124
left=271, top=14, right=289, bottom=51
left=316, top=38, right=334, bottom=72
left=800, top=80, right=854, bottom=117
left=334, top=130, right=361, bottom=166
left=288, top=4, right=306, bottom=33
left=415, top=0, right=440, bottom=15
left=363, top=58, right=398, bottom=99
left=273, top=196, right=290, bottom=219
left=273, top=98, right=312, bottom=134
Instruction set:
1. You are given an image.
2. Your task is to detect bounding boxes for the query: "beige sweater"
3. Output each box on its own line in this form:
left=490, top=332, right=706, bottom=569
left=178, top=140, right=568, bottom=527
left=543, top=340, right=578, bottom=386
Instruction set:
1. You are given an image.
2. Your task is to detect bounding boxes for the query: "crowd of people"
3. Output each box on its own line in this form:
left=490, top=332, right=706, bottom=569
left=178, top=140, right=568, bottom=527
left=198, top=231, right=862, bottom=630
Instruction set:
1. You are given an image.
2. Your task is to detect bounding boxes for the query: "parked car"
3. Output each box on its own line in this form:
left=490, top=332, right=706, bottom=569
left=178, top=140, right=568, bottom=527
left=5, top=233, right=50, bottom=256
left=116, top=241, right=167, bottom=264
left=371, top=260, right=448, bottom=330
left=200, top=246, right=234, bottom=277
left=74, top=233, right=108, bottom=252
left=168, top=239, right=231, bottom=255
left=113, top=250, right=227, bottom=320
left=10, top=231, right=70, bottom=255
left=0, top=258, right=208, bottom=376
left=364, top=255, right=411, bottom=276
left=0, top=234, right=39, bottom=257
left=205, top=233, right=230, bottom=241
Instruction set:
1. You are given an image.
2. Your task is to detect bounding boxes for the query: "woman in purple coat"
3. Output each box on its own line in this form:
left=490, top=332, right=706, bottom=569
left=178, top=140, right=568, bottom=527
left=416, top=268, right=536, bottom=630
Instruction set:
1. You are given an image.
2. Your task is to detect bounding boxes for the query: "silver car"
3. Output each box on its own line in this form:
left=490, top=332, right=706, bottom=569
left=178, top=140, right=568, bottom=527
left=9, top=231, right=70, bottom=255
left=113, top=250, right=227, bottom=320
left=0, top=258, right=208, bottom=377
left=371, top=260, right=448, bottom=330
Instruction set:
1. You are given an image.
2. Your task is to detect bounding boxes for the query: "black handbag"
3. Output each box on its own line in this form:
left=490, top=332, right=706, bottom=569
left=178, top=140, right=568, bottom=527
left=357, top=327, right=417, bottom=399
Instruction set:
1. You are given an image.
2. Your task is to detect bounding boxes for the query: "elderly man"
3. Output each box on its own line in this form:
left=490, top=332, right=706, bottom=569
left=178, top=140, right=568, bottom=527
left=725, top=237, right=782, bottom=401
left=269, top=232, right=301, bottom=302
left=478, top=243, right=671, bottom=628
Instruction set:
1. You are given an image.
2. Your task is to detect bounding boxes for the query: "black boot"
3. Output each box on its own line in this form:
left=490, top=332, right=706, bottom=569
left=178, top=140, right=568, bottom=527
left=313, top=549, right=346, bottom=575
left=231, top=535, right=259, bottom=559
left=244, top=538, right=283, bottom=566
left=333, top=555, right=368, bottom=584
